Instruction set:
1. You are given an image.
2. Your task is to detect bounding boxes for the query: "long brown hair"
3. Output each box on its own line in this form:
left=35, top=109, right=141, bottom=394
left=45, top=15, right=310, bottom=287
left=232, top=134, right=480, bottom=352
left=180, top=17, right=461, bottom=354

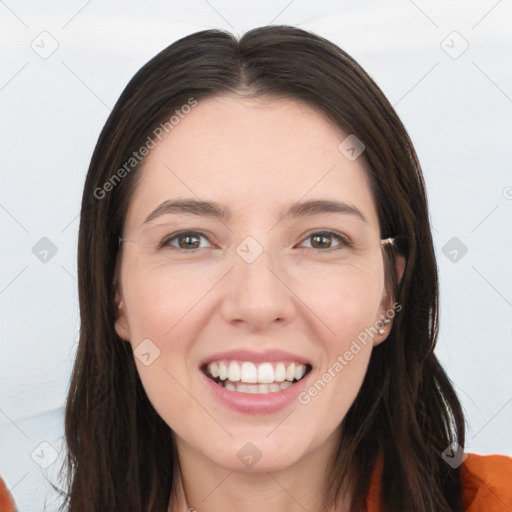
left=58, top=25, right=466, bottom=511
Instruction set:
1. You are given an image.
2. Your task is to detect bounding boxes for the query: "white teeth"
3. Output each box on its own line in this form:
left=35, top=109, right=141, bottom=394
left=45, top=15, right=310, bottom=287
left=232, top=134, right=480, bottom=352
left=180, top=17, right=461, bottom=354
left=218, top=361, right=227, bottom=380
left=294, top=364, right=306, bottom=380
left=228, top=361, right=241, bottom=382
left=257, top=362, right=274, bottom=383
left=206, top=360, right=309, bottom=386
left=210, top=362, right=219, bottom=378
left=258, top=384, right=269, bottom=393
left=286, top=363, right=295, bottom=381
left=274, top=362, right=286, bottom=382
left=222, top=380, right=295, bottom=394
left=240, top=362, right=258, bottom=383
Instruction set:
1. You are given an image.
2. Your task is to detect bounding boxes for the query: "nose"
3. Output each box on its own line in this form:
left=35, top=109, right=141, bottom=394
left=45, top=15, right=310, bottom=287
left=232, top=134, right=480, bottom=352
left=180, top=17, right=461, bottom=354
left=219, top=246, right=297, bottom=331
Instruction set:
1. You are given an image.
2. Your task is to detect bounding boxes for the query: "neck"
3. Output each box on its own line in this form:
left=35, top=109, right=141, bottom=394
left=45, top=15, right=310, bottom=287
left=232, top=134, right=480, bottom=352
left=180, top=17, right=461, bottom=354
left=167, top=433, right=351, bottom=512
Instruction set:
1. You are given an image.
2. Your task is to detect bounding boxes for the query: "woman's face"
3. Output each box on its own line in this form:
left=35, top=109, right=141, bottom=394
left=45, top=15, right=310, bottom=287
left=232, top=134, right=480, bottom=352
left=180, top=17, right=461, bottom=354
left=115, top=94, right=403, bottom=473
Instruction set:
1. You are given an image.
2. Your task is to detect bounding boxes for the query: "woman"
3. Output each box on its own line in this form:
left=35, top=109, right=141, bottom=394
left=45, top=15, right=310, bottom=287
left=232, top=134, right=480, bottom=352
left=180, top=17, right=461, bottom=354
left=58, top=25, right=512, bottom=511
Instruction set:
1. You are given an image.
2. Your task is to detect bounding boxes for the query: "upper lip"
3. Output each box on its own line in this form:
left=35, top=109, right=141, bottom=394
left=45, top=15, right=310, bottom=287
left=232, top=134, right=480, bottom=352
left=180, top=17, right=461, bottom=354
left=200, top=349, right=312, bottom=367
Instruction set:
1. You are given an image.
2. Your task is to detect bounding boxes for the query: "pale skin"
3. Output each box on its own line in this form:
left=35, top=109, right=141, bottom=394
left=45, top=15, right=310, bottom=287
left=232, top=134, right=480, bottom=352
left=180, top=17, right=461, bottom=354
left=114, top=94, right=406, bottom=512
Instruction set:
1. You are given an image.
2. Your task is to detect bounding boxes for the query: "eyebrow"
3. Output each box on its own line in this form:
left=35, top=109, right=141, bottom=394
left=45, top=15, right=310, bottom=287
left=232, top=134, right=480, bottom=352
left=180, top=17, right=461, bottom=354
left=143, top=198, right=368, bottom=225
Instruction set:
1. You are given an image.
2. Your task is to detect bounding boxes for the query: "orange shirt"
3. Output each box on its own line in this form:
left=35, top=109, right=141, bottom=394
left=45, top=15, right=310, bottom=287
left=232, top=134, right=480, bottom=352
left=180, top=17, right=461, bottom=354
left=1, top=453, right=511, bottom=511
left=366, top=453, right=512, bottom=511
left=0, top=477, right=16, bottom=512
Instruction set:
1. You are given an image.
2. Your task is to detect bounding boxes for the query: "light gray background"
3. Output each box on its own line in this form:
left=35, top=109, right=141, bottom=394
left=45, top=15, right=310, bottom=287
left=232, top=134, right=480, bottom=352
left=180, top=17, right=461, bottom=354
left=1, top=1, right=511, bottom=510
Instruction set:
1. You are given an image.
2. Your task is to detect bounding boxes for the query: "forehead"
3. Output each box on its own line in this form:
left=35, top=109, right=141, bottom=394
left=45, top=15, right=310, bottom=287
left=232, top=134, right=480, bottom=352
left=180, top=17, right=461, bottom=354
left=123, top=94, right=379, bottom=231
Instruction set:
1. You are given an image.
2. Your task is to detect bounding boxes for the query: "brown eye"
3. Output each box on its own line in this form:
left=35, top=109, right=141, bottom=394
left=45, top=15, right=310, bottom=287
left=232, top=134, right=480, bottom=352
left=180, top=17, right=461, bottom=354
left=179, top=234, right=201, bottom=249
left=300, top=231, right=350, bottom=250
left=311, top=234, right=331, bottom=249
left=161, top=231, right=210, bottom=251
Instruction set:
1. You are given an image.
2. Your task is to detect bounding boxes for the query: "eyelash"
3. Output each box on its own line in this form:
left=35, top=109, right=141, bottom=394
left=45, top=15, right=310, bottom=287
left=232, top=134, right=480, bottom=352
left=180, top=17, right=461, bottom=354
left=159, top=230, right=352, bottom=252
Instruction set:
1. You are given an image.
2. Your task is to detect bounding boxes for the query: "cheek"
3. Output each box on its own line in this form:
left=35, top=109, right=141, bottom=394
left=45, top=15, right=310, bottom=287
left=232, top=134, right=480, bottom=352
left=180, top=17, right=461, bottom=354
left=122, top=261, right=212, bottom=340
left=291, top=256, right=384, bottom=340
left=123, top=268, right=202, bottom=432
left=292, top=258, right=383, bottom=417
left=121, top=264, right=203, bottom=405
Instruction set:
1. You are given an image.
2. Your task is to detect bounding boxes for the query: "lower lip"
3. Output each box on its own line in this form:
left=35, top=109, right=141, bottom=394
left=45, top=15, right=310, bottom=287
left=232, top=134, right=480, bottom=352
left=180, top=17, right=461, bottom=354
left=201, top=370, right=311, bottom=414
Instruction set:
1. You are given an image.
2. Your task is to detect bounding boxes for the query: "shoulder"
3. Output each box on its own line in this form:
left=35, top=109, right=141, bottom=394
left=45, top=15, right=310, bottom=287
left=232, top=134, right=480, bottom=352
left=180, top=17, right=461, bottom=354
left=0, top=475, right=18, bottom=512
left=461, top=452, right=512, bottom=511
left=365, top=453, right=512, bottom=512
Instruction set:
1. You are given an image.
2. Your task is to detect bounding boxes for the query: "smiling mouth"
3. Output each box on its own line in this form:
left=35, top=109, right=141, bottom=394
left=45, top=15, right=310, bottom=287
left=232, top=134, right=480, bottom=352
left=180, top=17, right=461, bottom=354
left=202, top=360, right=313, bottom=394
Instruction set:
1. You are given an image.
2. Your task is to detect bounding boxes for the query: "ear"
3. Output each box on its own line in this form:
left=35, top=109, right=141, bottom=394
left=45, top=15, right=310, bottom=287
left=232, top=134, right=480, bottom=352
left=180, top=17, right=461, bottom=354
left=114, top=288, right=131, bottom=341
left=373, top=254, right=406, bottom=346
left=394, top=254, right=406, bottom=286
